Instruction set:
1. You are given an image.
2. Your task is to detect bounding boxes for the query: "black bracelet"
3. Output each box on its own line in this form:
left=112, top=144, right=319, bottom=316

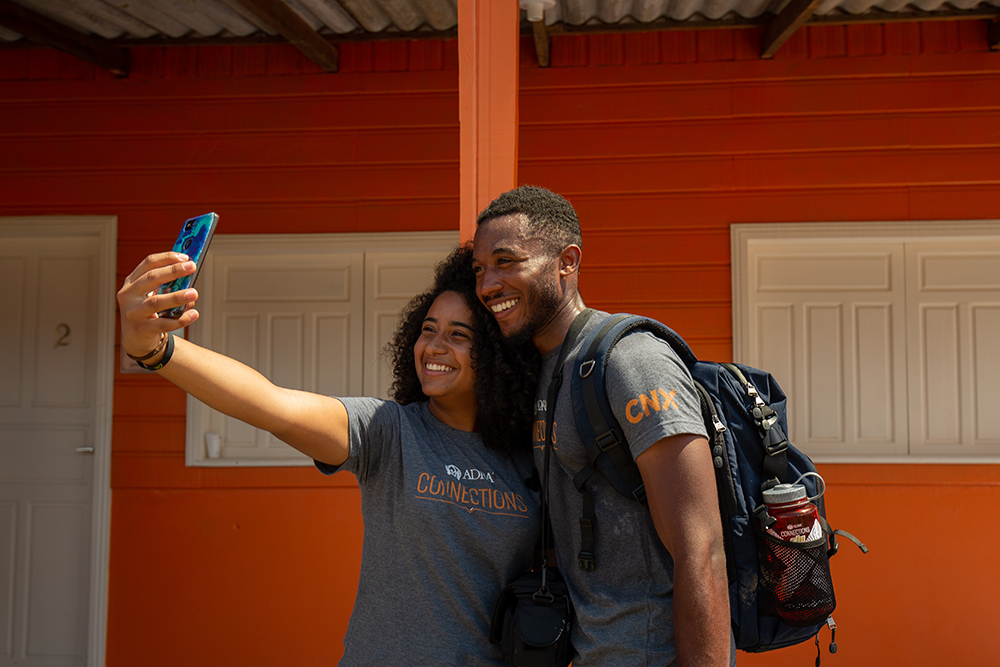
left=126, top=333, right=167, bottom=362
left=135, top=332, right=175, bottom=371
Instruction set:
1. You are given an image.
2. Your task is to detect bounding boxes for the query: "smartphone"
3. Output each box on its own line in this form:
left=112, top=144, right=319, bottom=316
left=157, top=212, right=219, bottom=318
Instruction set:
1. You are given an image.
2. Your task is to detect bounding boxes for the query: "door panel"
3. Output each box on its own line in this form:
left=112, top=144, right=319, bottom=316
left=906, top=242, right=1000, bottom=455
left=747, top=242, right=908, bottom=457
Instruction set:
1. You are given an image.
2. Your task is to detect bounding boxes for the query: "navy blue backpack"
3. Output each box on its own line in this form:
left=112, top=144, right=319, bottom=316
left=567, top=313, right=867, bottom=658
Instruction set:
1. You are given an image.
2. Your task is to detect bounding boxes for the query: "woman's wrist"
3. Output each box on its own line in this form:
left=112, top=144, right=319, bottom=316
left=128, top=333, right=176, bottom=371
left=125, top=333, right=167, bottom=362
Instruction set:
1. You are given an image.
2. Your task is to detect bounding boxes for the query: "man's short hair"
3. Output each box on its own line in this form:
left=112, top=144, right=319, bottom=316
left=476, top=185, right=582, bottom=255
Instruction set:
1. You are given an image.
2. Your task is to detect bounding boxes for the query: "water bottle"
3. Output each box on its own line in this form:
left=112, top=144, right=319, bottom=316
left=761, top=480, right=823, bottom=543
left=756, top=472, right=835, bottom=626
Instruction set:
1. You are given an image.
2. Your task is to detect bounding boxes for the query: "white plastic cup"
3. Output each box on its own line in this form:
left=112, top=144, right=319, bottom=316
left=205, top=432, right=222, bottom=459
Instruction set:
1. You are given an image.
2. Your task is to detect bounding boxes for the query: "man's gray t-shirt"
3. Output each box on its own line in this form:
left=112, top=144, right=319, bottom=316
left=534, top=311, right=709, bottom=667
left=316, top=398, right=541, bottom=667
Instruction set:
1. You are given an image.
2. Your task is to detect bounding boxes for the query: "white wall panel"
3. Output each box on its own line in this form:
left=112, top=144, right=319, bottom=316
left=854, top=304, right=896, bottom=443
left=221, top=314, right=259, bottom=451
left=973, top=306, right=1000, bottom=442
left=315, top=315, right=352, bottom=398
left=805, top=305, right=844, bottom=442
left=269, top=315, right=304, bottom=390
left=757, top=253, right=891, bottom=292
left=919, top=305, right=962, bottom=444
left=756, top=305, right=794, bottom=392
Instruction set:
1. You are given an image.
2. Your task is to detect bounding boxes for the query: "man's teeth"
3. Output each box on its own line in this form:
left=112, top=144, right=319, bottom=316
left=491, top=298, right=518, bottom=313
left=426, top=363, right=454, bottom=372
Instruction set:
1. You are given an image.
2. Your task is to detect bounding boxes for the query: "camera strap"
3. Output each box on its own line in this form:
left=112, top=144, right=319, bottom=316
left=538, top=309, right=595, bottom=594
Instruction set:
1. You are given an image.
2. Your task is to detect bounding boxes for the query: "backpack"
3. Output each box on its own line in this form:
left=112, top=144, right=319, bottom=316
left=567, top=313, right=867, bottom=656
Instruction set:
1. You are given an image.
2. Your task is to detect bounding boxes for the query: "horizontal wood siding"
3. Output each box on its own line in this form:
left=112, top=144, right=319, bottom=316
left=518, top=25, right=1000, bottom=363
left=519, top=25, right=1000, bottom=667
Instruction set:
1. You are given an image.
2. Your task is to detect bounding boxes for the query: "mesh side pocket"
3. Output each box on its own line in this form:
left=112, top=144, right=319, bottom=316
left=756, top=532, right=836, bottom=627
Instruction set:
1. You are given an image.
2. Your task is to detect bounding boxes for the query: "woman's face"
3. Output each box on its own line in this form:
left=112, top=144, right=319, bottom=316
left=414, top=291, right=477, bottom=403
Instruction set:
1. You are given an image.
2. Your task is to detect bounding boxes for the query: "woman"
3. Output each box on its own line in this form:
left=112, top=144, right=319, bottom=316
left=117, top=246, right=541, bottom=666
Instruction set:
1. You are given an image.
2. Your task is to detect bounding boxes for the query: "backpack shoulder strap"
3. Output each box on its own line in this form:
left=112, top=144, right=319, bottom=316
left=569, top=314, right=698, bottom=570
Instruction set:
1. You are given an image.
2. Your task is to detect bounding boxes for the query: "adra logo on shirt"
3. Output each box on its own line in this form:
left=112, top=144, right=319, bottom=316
left=445, top=464, right=496, bottom=484
left=416, top=466, right=528, bottom=517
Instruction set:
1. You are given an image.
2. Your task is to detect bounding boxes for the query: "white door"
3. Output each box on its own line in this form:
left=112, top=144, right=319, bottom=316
left=0, top=235, right=100, bottom=667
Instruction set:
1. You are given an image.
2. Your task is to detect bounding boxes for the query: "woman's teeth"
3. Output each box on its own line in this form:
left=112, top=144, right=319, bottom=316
left=426, top=363, right=453, bottom=372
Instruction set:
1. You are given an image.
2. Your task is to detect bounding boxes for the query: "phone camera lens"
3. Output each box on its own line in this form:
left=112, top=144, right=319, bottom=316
left=185, top=221, right=195, bottom=231
left=183, top=238, right=193, bottom=251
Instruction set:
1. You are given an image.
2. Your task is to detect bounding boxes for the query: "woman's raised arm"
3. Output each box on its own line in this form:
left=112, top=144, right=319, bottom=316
left=118, top=252, right=350, bottom=467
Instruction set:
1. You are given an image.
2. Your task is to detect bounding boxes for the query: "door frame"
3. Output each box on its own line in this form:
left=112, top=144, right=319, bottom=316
left=1, top=215, right=116, bottom=666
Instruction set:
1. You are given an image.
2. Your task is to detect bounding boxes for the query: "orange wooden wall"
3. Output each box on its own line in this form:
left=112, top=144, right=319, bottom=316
left=2, top=21, right=999, bottom=666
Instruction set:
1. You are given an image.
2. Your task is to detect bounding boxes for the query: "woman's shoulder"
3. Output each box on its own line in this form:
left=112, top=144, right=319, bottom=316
left=339, top=397, right=437, bottom=427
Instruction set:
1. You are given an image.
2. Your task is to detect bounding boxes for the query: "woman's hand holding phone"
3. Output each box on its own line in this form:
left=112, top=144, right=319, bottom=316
left=117, top=212, right=218, bottom=365
left=117, top=252, right=201, bottom=362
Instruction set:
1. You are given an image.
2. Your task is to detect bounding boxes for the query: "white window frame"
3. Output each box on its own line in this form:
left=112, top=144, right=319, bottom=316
left=185, top=231, right=458, bottom=467
left=732, top=220, right=1000, bottom=463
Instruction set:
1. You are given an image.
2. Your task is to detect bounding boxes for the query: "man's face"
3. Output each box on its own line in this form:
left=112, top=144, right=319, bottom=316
left=472, top=214, right=562, bottom=343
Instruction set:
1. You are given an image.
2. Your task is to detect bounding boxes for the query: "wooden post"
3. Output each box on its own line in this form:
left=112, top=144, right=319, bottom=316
left=458, top=0, right=520, bottom=243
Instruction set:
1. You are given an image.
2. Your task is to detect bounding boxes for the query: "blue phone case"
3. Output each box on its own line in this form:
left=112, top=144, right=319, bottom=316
left=157, top=212, right=219, bottom=318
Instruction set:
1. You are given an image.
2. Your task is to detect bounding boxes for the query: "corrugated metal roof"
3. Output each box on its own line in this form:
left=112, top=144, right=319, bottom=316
left=1, top=0, right=998, bottom=44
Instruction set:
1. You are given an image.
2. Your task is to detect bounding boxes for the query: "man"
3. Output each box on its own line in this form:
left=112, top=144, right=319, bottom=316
left=472, top=186, right=732, bottom=666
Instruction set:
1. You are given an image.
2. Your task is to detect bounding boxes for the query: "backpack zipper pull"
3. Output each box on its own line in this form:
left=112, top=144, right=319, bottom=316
left=710, top=415, right=727, bottom=470
left=827, top=617, right=838, bottom=654
left=712, top=414, right=726, bottom=434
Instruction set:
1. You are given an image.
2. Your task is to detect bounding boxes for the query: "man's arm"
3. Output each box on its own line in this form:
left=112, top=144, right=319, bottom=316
left=636, top=433, right=731, bottom=667
left=118, top=252, right=351, bottom=467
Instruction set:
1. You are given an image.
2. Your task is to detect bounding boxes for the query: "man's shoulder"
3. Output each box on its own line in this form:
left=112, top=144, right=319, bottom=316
left=586, top=312, right=682, bottom=363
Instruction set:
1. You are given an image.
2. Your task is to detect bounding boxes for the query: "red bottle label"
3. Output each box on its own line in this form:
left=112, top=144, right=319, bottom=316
left=765, top=500, right=821, bottom=543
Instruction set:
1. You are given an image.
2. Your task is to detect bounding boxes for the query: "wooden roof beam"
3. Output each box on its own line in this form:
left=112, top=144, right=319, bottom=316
left=220, top=0, right=338, bottom=72
left=0, top=0, right=129, bottom=76
left=761, top=0, right=826, bottom=59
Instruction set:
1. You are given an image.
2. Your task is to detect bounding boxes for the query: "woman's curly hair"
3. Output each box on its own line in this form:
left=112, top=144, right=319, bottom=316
left=386, top=245, right=541, bottom=457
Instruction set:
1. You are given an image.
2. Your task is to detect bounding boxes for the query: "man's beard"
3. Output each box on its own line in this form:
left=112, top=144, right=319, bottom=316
left=506, top=274, right=562, bottom=348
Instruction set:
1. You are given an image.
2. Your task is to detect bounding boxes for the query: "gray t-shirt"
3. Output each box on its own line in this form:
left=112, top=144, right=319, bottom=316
left=535, top=311, right=709, bottom=667
left=316, top=398, right=541, bottom=667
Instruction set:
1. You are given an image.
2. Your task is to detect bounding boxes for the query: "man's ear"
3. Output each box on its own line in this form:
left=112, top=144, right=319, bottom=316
left=559, top=245, right=582, bottom=277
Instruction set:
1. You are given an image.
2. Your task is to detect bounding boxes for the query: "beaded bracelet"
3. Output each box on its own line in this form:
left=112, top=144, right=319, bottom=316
left=134, top=332, right=175, bottom=371
left=125, top=333, right=167, bottom=362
